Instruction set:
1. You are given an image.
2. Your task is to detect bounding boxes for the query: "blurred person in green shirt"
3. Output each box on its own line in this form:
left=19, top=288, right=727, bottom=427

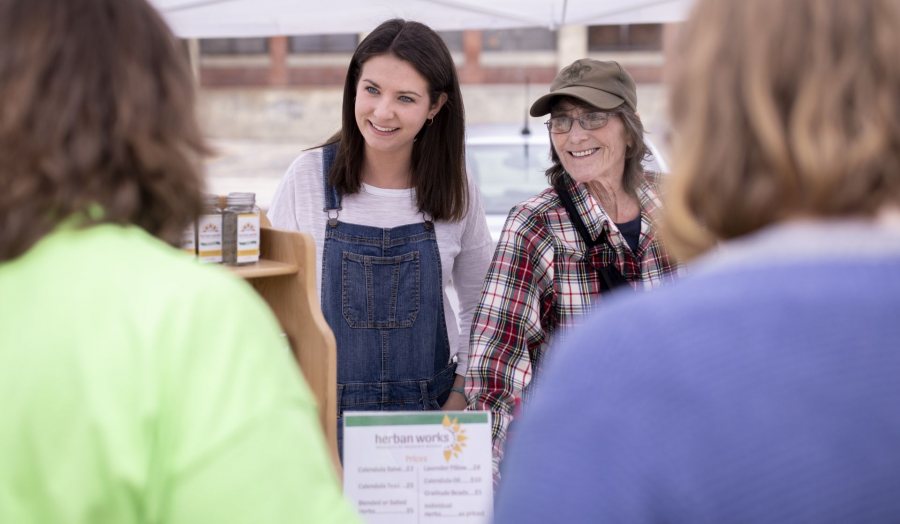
left=0, top=0, right=358, bottom=522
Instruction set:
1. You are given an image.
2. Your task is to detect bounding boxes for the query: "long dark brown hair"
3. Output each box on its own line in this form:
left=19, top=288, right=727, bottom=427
left=0, top=0, right=209, bottom=262
left=326, top=19, right=468, bottom=222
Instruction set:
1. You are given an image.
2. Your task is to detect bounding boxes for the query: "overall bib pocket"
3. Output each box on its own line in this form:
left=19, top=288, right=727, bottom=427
left=341, top=251, right=420, bottom=328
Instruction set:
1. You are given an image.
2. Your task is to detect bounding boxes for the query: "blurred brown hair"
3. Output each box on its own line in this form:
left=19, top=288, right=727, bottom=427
left=665, top=0, right=900, bottom=260
left=0, top=0, right=209, bottom=262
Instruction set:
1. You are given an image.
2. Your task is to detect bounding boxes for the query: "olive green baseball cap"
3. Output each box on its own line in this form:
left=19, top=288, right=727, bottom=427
left=530, top=59, right=637, bottom=116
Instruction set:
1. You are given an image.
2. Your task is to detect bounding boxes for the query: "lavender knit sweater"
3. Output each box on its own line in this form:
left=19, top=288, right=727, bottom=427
left=495, top=220, right=900, bottom=524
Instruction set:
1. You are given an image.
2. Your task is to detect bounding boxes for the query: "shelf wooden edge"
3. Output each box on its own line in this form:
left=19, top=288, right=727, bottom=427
left=227, top=259, right=299, bottom=279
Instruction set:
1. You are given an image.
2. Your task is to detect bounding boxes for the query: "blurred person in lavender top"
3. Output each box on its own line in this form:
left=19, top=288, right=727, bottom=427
left=494, top=0, right=900, bottom=521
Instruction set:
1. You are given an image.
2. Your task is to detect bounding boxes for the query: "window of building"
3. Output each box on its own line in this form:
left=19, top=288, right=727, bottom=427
left=483, top=27, right=556, bottom=51
left=289, top=34, right=359, bottom=53
left=587, top=24, right=662, bottom=51
left=199, top=37, right=269, bottom=55
left=438, top=31, right=464, bottom=53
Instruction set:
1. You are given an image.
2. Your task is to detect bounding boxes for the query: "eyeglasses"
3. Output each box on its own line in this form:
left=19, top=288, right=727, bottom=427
left=544, top=111, right=613, bottom=134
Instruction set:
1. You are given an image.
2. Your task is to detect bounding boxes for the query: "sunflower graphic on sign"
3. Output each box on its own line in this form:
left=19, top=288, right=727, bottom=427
left=441, top=414, right=468, bottom=462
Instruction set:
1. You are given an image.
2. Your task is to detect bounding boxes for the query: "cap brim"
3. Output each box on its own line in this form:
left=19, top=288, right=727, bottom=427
left=529, top=86, right=626, bottom=117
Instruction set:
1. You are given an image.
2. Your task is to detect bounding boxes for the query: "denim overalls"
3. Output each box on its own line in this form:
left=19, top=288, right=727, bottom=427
left=319, top=145, right=456, bottom=449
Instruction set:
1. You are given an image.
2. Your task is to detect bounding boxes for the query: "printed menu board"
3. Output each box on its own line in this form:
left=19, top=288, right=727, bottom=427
left=343, top=411, right=493, bottom=523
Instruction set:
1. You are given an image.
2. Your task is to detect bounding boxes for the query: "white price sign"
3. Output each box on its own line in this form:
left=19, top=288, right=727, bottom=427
left=343, top=411, right=493, bottom=524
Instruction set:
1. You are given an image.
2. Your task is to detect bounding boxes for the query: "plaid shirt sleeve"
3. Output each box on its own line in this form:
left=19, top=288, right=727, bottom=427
left=465, top=203, right=557, bottom=481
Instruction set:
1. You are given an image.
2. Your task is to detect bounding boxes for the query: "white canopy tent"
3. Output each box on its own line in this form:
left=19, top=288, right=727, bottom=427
left=150, top=0, right=693, bottom=38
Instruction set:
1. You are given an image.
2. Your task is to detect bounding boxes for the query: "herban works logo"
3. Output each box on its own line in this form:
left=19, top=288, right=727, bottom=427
left=442, top=414, right=467, bottom=462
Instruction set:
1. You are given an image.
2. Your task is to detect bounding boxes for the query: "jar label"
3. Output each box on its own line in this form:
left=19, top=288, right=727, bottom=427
left=197, top=214, right=223, bottom=263
left=181, top=222, right=196, bottom=256
left=236, top=212, right=260, bottom=263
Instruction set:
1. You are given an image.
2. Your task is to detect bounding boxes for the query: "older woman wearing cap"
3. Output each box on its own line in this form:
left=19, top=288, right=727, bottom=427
left=464, top=58, right=680, bottom=481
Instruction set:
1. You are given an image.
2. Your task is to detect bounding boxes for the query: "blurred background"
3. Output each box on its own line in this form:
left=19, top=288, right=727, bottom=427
left=157, top=3, right=685, bottom=209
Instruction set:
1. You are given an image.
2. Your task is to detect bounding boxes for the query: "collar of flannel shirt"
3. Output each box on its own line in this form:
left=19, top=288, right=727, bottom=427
left=560, top=171, right=665, bottom=245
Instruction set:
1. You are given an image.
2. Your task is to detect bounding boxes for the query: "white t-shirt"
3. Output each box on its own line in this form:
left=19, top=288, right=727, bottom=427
left=267, top=148, right=494, bottom=375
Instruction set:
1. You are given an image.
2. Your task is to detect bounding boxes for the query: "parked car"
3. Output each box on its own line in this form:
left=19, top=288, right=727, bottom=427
left=465, top=123, right=669, bottom=241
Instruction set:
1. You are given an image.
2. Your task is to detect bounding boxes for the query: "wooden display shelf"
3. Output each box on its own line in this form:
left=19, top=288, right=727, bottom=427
left=228, top=259, right=298, bottom=279
left=227, top=227, right=341, bottom=477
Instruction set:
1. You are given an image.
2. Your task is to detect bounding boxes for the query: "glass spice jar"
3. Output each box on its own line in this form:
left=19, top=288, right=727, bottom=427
left=222, top=192, right=260, bottom=265
left=197, top=194, right=224, bottom=264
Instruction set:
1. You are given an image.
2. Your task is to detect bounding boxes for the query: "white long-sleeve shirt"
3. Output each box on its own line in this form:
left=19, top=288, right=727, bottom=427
left=267, top=148, right=494, bottom=375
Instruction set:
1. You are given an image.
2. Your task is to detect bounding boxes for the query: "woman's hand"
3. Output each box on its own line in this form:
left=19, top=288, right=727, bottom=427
left=442, top=374, right=468, bottom=410
left=441, top=391, right=468, bottom=411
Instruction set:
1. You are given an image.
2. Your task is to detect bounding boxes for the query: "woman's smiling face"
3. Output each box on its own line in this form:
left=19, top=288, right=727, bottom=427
left=550, top=100, right=630, bottom=186
left=354, top=53, right=444, bottom=158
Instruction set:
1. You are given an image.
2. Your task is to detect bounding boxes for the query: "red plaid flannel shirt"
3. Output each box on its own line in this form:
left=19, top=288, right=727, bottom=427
left=465, top=172, right=680, bottom=479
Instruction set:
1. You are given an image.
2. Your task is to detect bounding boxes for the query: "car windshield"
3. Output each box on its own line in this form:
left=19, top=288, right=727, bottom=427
left=466, top=143, right=552, bottom=215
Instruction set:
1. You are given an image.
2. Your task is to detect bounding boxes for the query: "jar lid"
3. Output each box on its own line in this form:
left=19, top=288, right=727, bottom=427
left=204, top=194, right=221, bottom=208
left=226, top=192, right=256, bottom=206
